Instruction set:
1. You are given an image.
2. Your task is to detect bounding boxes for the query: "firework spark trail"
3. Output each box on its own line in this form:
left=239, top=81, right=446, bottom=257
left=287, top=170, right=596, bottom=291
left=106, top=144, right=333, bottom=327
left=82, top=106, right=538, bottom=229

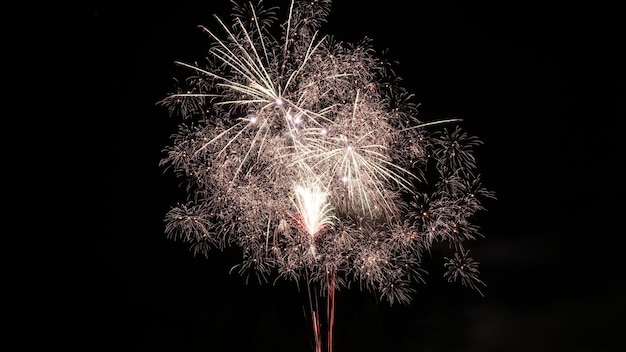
left=291, top=183, right=336, bottom=238
left=158, top=1, right=495, bottom=351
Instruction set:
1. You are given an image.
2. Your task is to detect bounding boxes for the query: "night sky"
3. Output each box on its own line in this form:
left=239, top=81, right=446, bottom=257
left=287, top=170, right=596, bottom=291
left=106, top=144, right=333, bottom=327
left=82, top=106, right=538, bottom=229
left=62, top=1, right=625, bottom=351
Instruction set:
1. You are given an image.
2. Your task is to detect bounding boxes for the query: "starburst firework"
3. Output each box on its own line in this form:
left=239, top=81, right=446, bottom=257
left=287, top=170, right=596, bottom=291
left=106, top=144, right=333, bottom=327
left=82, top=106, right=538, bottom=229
left=158, top=1, right=494, bottom=350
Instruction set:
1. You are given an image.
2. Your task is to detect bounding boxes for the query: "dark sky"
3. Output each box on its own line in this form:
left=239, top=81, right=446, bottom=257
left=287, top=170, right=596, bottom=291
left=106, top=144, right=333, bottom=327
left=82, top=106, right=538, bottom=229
left=63, top=1, right=625, bottom=351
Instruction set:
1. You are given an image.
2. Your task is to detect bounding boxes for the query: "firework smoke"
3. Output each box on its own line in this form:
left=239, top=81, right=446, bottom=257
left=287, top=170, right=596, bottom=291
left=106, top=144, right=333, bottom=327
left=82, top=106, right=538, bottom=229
left=159, top=0, right=494, bottom=350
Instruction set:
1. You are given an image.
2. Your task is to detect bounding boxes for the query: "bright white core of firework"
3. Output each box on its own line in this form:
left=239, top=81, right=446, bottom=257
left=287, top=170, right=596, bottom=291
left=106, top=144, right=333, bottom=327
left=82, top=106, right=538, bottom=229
left=292, top=184, right=336, bottom=237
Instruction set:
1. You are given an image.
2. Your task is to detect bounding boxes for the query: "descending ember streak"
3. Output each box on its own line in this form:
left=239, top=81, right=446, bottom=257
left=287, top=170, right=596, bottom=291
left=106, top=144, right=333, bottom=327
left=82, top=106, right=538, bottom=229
left=158, top=1, right=494, bottom=350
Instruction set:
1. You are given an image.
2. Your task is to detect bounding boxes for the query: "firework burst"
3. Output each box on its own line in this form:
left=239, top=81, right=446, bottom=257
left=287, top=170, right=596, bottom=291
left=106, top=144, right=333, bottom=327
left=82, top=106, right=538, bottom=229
left=159, top=1, right=494, bottom=350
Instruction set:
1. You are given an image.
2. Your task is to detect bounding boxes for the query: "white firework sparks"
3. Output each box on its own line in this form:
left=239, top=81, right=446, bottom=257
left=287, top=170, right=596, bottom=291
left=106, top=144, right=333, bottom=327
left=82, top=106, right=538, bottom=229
left=291, top=182, right=336, bottom=238
left=158, top=1, right=495, bottom=351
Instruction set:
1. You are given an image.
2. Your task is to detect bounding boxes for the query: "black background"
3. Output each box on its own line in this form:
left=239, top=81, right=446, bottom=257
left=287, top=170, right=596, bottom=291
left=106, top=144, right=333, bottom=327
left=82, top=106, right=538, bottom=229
left=57, top=1, right=625, bottom=351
